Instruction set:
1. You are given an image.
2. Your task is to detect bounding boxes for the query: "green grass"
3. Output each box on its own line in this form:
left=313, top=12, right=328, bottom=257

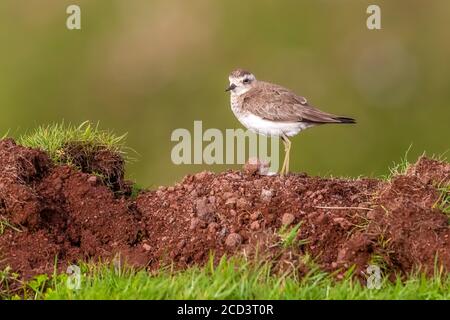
left=3, top=257, right=448, bottom=300
left=278, top=223, right=308, bottom=248
left=130, top=183, right=145, bottom=199
left=433, top=184, right=450, bottom=217
left=0, top=267, right=20, bottom=299
left=383, top=144, right=413, bottom=180
left=17, top=121, right=129, bottom=164
left=0, top=218, right=22, bottom=236
left=1, top=130, right=10, bottom=140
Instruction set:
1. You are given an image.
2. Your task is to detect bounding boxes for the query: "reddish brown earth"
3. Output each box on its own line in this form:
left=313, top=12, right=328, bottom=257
left=0, top=138, right=449, bottom=284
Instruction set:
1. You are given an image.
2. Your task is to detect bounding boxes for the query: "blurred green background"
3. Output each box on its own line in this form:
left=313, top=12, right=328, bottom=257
left=1, top=0, right=449, bottom=187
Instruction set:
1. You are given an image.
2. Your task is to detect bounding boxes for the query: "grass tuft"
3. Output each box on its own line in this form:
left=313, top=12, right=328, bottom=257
left=0, top=267, right=21, bottom=299
left=430, top=150, right=449, bottom=163
left=1, top=130, right=10, bottom=140
left=130, top=183, right=145, bottom=199
left=383, top=144, right=413, bottom=180
left=433, top=184, right=450, bottom=217
left=18, top=121, right=130, bottom=165
left=0, top=218, right=22, bottom=236
left=278, top=222, right=308, bottom=248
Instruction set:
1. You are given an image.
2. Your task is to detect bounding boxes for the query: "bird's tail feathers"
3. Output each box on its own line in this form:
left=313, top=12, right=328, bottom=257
left=334, top=117, right=356, bottom=124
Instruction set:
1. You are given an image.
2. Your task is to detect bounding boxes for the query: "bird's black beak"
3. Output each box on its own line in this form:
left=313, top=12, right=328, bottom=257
left=225, top=84, right=236, bottom=92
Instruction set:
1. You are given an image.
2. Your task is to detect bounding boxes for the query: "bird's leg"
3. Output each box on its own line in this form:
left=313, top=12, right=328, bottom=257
left=280, top=135, right=291, bottom=176
left=280, top=144, right=287, bottom=176
left=286, top=139, right=291, bottom=174
left=283, top=134, right=291, bottom=175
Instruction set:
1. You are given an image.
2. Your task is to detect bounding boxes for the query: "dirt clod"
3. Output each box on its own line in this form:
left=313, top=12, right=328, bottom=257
left=250, top=221, right=260, bottom=230
left=243, top=158, right=270, bottom=176
left=225, top=233, right=243, bottom=248
left=282, top=213, right=295, bottom=226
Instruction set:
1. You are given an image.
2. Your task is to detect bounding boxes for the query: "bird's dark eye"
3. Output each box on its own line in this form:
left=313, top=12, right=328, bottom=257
left=243, top=78, right=250, bottom=84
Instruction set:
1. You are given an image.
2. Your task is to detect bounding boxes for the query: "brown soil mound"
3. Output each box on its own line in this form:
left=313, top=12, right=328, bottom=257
left=0, top=139, right=143, bottom=277
left=1, top=138, right=449, bottom=283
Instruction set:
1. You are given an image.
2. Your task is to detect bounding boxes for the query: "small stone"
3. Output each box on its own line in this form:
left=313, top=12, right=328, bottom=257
left=218, top=227, right=228, bottom=239
left=282, top=213, right=295, bottom=226
left=243, top=158, right=271, bottom=175
left=195, top=197, right=215, bottom=222
left=87, top=176, right=98, bottom=184
left=331, top=262, right=338, bottom=268
left=196, top=198, right=212, bottom=216
left=260, top=189, right=273, bottom=203
left=194, top=171, right=209, bottom=180
left=208, top=222, right=219, bottom=233
left=143, top=244, right=151, bottom=251
left=190, top=218, right=200, bottom=230
left=316, top=212, right=328, bottom=224
left=225, top=198, right=236, bottom=209
left=236, top=198, right=249, bottom=209
left=208, top=196, right=216, bottom=206
left=225, top=233, right=242, bottom=248
left=333, top=217, right=351, bottom=229
left=54, top=178, right=63, bottom=190
left=250, top=221, right=260, bottom=230
left=227, top=173, right=242, bottom=180
left=366, top=211, right=376, bottom=220
left=243, top=158, right=260, bottom=175
left=222, top=192, right=234, bottom=200
left=250, top=211, right=260, bottom=221
left=190, top=190, right=198, bottom=198
left=337, top=247, right=347, bottom=263
left=167, top=186, right=175, bottom=192
left=266, top=214, right=275, bottom=223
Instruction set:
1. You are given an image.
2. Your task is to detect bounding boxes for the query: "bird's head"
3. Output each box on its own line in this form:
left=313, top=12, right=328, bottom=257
left=226, top=69, right=256, bottom=95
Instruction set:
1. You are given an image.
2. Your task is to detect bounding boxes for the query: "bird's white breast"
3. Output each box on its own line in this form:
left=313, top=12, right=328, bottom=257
left=236, top=113, right=310, bottom=137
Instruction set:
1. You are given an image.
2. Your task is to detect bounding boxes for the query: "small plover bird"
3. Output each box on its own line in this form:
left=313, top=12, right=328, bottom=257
left=226, top=69, right=355, bottom=175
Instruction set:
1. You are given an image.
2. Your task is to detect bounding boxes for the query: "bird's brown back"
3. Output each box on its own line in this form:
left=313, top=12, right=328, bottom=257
left=238, top=81, right=348, bottom=124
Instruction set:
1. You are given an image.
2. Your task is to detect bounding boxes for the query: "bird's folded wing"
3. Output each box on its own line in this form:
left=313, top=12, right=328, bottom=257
left=242, top=85, right=341, bottom=123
